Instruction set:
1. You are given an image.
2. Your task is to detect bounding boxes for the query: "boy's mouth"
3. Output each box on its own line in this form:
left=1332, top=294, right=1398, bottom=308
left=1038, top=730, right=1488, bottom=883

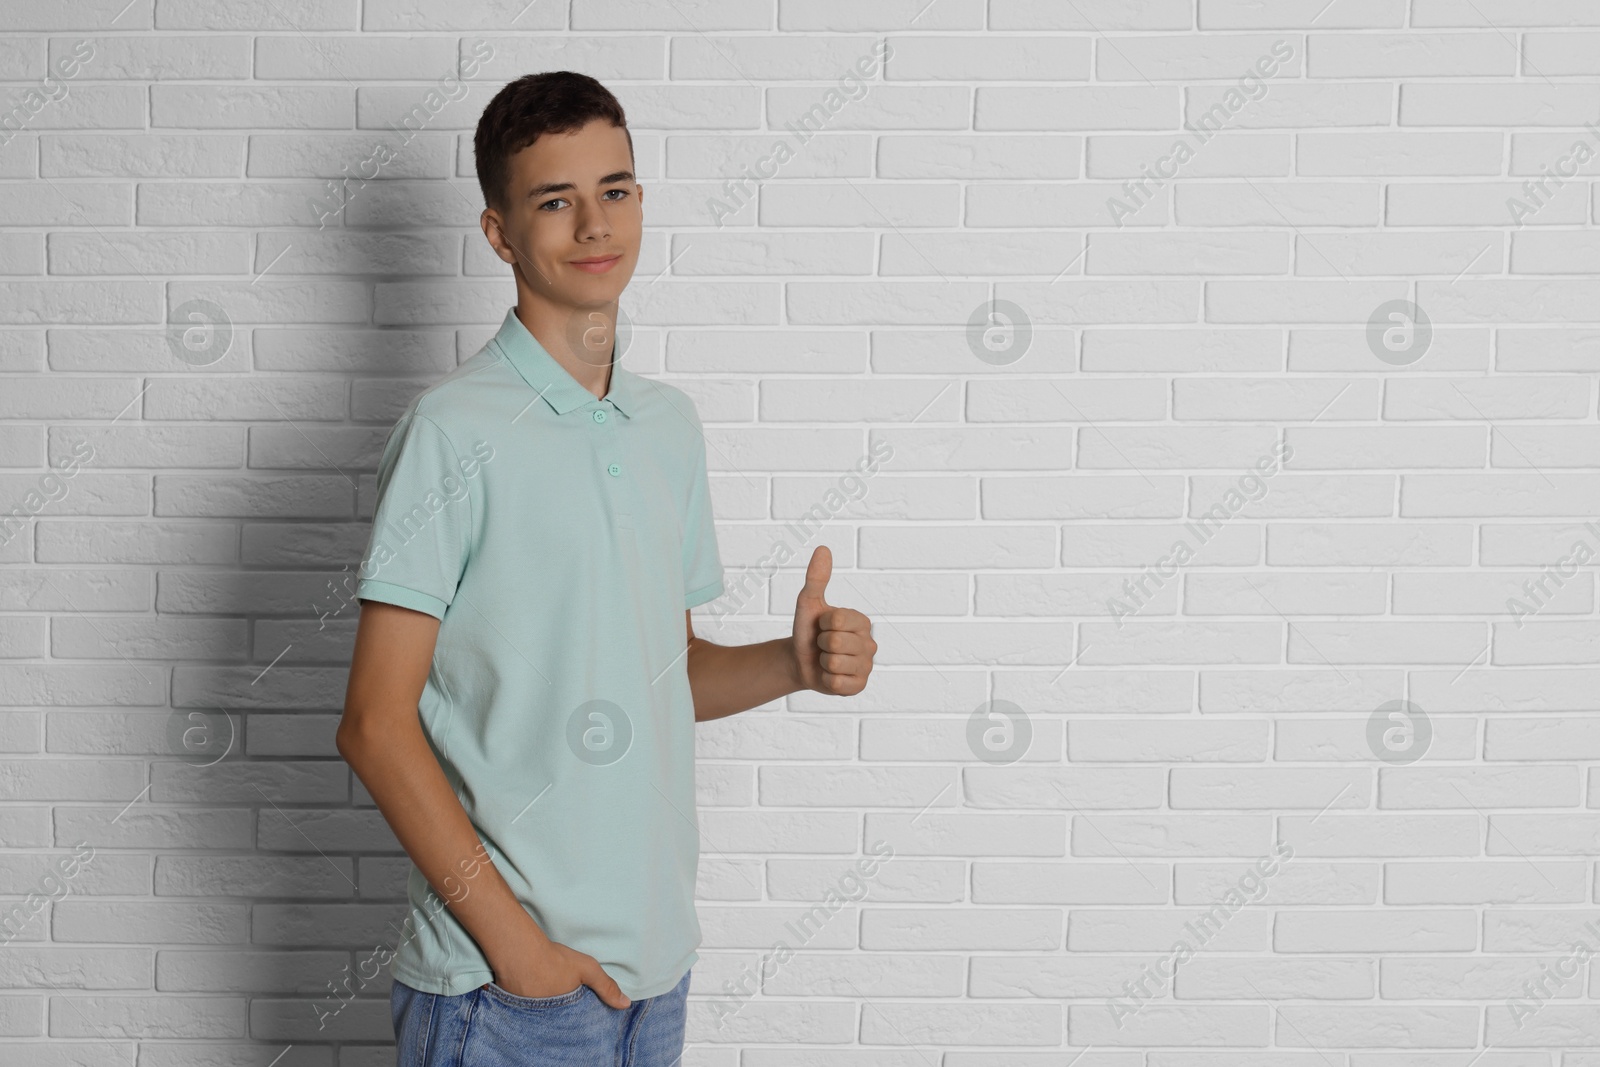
left=570, top=254, right=622, bottom=274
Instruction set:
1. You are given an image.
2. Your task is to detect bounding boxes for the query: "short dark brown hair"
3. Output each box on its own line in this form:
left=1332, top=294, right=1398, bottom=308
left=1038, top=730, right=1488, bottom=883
left=473, top=71, right=633, bottom=214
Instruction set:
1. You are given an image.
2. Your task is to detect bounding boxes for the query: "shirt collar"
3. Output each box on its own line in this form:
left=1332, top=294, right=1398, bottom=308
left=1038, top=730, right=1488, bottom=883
left=489, top=306, right=641, bottom=418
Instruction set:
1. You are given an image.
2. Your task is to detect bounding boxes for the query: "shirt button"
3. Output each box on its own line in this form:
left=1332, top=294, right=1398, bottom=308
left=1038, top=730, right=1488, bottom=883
left=607, top=463, right=621, bottom=477
left=592, top=410, right=607, bottom=424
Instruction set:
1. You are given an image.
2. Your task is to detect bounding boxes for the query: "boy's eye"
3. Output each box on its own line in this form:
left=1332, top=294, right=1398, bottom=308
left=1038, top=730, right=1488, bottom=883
left=539, top=189, right=629, bottom=211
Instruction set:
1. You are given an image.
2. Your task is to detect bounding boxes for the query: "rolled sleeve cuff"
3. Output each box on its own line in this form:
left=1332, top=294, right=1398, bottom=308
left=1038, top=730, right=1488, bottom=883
left=685, top=578, right=723, bottom=610
left=357, top=579, right=450, bottom=620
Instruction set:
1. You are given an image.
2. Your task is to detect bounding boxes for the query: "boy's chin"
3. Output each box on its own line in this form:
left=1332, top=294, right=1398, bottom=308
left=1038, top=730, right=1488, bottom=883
left=562, top=276, right=633, bottom=305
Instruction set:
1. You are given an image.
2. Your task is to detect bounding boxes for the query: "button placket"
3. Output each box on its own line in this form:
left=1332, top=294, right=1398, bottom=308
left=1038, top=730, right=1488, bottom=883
left=594, top=402, right=633, bottom=525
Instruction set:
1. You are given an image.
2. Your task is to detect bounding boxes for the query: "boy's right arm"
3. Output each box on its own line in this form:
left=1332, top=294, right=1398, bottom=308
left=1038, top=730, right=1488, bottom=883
left=337, top=599, right=632, bottom=1008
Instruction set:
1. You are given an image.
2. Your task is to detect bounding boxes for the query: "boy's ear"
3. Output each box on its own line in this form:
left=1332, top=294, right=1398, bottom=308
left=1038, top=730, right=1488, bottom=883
left=480, top=209, right=518, bottom=265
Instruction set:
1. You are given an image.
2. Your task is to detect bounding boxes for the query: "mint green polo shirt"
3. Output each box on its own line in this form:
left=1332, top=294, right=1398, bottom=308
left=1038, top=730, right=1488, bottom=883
left=354, top=306, right=724, bottom=1001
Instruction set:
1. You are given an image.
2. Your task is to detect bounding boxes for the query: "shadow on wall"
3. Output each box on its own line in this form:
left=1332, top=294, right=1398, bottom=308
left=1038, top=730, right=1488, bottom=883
left=143, top=44, right=510, bottom=1055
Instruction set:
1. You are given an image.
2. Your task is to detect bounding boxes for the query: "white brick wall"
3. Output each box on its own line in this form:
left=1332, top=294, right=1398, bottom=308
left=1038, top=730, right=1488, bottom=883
left=2, top=0, right=1598, bottom=1062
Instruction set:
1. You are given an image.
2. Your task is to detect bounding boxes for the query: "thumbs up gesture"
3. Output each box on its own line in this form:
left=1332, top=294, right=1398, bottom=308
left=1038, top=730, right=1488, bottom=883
left=790, top=545, right=877, bottom=696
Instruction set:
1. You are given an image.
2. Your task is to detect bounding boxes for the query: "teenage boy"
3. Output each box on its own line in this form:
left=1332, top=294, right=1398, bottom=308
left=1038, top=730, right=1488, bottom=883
left=338, top=72, right=878, bottom=1066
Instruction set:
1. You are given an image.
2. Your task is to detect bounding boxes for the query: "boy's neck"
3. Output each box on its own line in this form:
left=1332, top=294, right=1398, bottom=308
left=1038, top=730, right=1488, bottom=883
left=512, top=299, right=616, bottom=401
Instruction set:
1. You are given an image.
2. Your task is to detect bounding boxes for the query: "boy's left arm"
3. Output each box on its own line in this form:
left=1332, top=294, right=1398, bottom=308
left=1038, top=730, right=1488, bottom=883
left=685, top=545, right=876, bottom=722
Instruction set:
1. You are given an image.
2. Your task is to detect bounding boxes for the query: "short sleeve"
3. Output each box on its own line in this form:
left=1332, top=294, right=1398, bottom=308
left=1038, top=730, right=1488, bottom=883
left=356, top=412, right=473, bottom=621
left=681, top=416, right=724, bottom=610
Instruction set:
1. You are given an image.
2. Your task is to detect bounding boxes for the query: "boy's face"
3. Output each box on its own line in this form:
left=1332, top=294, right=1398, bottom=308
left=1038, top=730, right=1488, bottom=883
left=480, top=118, right=642, bottom=357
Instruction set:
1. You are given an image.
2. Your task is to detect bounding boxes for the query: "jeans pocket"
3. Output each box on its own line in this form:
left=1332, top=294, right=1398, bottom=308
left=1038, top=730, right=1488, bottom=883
left=482, top=980, right=588, bottom=1010
left=466, top=980, right=607, bottom=1066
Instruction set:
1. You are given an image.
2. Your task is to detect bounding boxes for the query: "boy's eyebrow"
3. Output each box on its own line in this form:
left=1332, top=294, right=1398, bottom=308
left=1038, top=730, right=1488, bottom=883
left=527, top=171, right=636, bottom=199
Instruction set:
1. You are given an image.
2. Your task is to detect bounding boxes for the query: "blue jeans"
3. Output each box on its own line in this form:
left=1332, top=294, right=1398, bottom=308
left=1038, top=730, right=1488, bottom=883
left=391, top=968, right=690, bottom=1067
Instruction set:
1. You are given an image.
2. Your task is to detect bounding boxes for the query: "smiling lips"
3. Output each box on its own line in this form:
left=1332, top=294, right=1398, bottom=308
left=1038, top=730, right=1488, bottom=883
left=570, top=254, right=621, bottom=274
